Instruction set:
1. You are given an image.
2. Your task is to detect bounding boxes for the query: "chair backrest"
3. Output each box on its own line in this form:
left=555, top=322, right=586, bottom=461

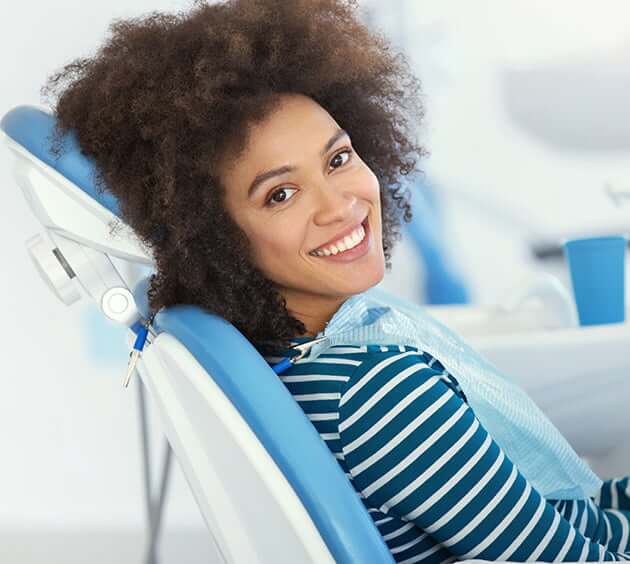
left=1, top=105, right=395, bottom=564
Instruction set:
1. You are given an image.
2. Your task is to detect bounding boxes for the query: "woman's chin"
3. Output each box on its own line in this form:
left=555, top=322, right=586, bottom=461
left=338, top=254, right=385, bottom=295
left=361, top=260, right=386, bottom=292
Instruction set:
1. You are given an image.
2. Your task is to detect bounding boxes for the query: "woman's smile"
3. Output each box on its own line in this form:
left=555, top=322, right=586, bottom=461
left=307, top=215, right=371, bottom=262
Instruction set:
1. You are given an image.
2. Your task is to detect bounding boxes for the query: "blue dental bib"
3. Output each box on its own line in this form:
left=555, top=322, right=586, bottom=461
left=304, top=286, right=602, bottom=500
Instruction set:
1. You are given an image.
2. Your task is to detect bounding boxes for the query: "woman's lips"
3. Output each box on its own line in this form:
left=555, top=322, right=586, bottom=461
left=310, top=217, right=371, bottom=263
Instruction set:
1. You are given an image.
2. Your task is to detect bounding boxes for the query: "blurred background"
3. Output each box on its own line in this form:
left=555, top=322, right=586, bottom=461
left=1, top=1, right=629, bottom=562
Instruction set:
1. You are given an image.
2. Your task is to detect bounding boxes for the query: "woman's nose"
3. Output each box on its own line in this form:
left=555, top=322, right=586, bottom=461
left=312, top=183, right=357, bottom=226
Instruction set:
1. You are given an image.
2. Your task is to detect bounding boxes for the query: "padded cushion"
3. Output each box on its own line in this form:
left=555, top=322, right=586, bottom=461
left=0, top=105, right=120, bottom=216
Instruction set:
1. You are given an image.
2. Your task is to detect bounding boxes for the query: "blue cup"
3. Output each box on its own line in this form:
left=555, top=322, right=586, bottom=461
left=563, top=235, right=627, bottom=326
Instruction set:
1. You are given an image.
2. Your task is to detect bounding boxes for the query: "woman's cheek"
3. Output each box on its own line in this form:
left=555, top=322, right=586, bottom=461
left=255, top=223, right=299, bottom=266
left=365, top=168, right=381, bottom=196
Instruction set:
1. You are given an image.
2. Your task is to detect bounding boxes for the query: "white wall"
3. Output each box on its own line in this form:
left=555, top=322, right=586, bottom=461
left=373, top=0, right=630, bottom=304
left=0, top=0, right=214, bottom=539
left=1, top=0, right=629, bottom=555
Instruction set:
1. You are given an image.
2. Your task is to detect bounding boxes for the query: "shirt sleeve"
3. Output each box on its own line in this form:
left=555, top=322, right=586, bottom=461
left=338, top=351, right=630, bottom=561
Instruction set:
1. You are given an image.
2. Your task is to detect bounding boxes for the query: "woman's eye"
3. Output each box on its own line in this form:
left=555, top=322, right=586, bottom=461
left=264, top=149, right=352, bottom=207
left=266, top=187, right=297, bottom=206
left=330, top=148, right=352, bottom=169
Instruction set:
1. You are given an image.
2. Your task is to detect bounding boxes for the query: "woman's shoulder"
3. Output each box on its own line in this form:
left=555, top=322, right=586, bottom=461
left=269, top=343, right=430, bottom=401
left=263, top=340, right=421, bottom=361
left=297, top=342, right=425, bottom=366
left=264, top=342, right=425, bottom=381
left=314, top=344, right=468, bottom=405
left=264, top=340, right=456, bottom=384
left=270, top=341, right=467, bottom=412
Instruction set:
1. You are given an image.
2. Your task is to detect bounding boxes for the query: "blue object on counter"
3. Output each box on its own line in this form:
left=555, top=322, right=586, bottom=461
left=563, top=235, right=627, bottom=326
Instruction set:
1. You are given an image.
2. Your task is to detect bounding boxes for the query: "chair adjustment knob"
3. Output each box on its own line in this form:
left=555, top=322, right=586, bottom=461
left=101, top=287, right=138, bottom=325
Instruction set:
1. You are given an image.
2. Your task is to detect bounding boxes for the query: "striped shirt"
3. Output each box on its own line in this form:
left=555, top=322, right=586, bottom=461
left=264, top=342, right=630, bottom=563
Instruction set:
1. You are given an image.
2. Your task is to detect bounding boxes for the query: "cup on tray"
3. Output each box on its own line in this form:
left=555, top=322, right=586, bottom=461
left=563, top=235, right=628, bottom=326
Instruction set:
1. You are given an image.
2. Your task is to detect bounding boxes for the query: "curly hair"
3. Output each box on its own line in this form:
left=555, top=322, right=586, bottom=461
left=42, top=0, right=426, bottom=355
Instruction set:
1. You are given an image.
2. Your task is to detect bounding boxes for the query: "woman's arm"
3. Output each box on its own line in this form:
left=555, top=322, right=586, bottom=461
left=594, top=478, right=630, bottom=510
left=338, top=351, right=630, bottom=561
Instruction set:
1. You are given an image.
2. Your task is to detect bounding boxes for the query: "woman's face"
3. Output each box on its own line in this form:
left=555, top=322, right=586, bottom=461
left=220, top=93, right=385, bottom=326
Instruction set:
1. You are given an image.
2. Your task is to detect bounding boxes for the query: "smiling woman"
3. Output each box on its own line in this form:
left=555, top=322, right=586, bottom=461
left=42, top=0, right=425, bottom=356
left=36, top=2, right=630, bottom=562
left=220, top=93, right=386, bottom=336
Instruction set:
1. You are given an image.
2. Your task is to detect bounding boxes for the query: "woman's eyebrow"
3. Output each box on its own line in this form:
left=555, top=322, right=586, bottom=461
left=247, top=128, right=349, bottom=199
left=321, top=128, right=349, bottom=156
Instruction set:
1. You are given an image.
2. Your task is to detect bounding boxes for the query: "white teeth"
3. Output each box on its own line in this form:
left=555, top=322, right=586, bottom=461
left=310, top=223, right=366, bottom=257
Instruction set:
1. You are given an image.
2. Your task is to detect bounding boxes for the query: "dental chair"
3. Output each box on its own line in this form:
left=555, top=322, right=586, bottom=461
left=0, top=105, right=395, bottom=564
left=1, top=105, right=608, bottom=564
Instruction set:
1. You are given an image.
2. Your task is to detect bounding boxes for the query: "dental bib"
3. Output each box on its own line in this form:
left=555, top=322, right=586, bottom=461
left=304, top=286, right=602, bottom=500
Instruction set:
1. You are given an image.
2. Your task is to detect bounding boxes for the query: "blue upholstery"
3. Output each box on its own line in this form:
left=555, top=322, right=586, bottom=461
left=0, top=106, right=120, bottom=216
left=3, top=105, right=395, bottom=564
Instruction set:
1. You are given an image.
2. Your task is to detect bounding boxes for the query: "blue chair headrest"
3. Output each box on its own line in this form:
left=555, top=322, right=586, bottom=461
left=0, top=105, right=120, bottom=217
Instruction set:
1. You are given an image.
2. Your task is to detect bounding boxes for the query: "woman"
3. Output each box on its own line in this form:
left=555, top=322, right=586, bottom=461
left=43, top=0, right=630, bottom=561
